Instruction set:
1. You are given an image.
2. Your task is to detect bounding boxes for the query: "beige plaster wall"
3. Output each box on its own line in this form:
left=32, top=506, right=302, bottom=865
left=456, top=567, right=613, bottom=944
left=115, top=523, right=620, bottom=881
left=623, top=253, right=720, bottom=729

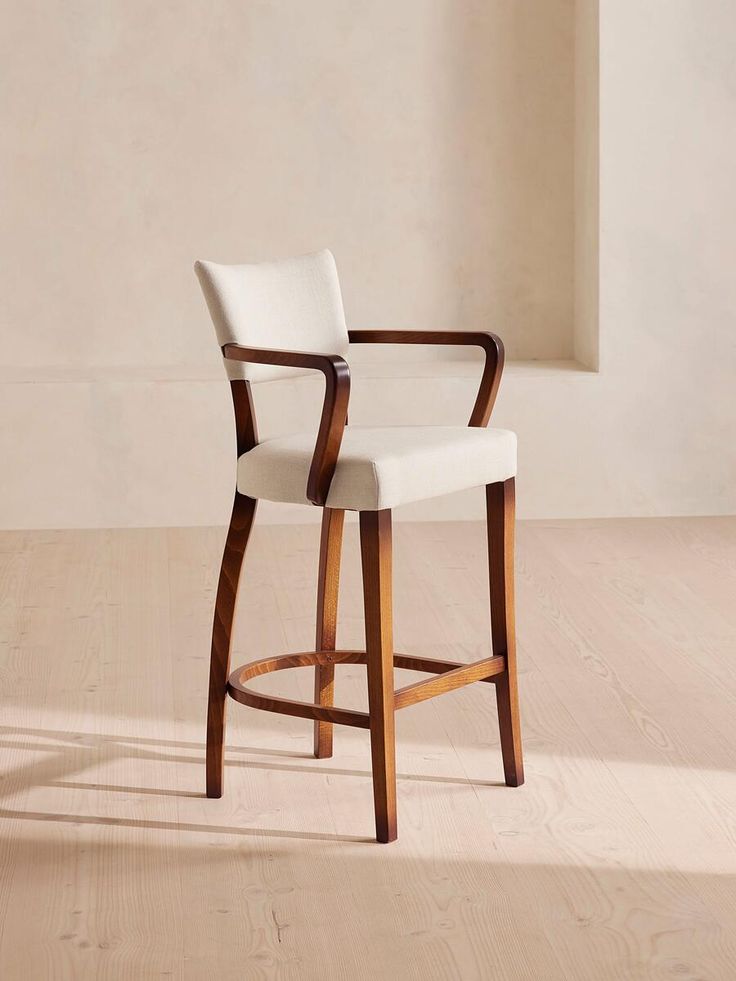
left=573, top=0, right=598, bottom=368
left=1, top=0, right=574, bottom=370
left=2, top=1, right=735, bottom=530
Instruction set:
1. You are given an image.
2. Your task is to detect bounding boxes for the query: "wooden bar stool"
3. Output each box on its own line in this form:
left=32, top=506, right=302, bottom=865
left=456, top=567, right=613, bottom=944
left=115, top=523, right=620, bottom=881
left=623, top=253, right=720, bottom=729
left=195, top=250, right=523, bottom=843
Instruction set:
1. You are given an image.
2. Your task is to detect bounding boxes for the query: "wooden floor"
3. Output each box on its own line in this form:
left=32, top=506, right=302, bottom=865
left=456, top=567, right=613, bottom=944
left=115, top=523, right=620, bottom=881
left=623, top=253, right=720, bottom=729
left=1, top=517, right=735, bottom=980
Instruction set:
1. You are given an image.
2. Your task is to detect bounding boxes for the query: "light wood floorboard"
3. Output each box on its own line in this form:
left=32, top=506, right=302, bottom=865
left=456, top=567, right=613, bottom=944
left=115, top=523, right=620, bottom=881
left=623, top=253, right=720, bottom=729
left=0, top=517, right=735, bottom=979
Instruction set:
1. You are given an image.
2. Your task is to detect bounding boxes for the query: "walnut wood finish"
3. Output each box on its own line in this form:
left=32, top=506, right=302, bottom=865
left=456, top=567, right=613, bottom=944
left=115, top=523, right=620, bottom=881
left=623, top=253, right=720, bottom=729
left=392, top=651, right=503, bottom=682
left=225, top=647, right=507, bottom=729
left=313, top=507, right=345, bottom=758
left=392, top=652, right=499, bottom=678
left=208, top=334, right=523, bottom=841
left=230, top=379, right=258, bottom=455
left=205, top=491, right=257, bottom=798
left=228, top=651, right=371, bottom=729
left=222, top=343, right=350, bottom=506
left=487, top=478, right=524, bottom=787
left=393, top=654, right=506, bottom=711
left=205, top=381, right=260, bottom=798
left=360, top=509, right=398, bottom=843
left=348, top=329, right=504, bottom=427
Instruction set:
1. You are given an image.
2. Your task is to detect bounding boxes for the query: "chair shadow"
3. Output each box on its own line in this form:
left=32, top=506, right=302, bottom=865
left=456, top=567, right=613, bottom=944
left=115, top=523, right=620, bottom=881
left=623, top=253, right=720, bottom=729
left=0, top=723, right=501, bottom=843
left=0, top=807, right=372, bottom=844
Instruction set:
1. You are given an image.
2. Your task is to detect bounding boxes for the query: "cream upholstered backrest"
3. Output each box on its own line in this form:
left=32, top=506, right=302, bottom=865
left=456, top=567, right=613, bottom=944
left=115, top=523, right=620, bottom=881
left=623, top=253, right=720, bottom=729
left=194, top=249, right=349, bottom=383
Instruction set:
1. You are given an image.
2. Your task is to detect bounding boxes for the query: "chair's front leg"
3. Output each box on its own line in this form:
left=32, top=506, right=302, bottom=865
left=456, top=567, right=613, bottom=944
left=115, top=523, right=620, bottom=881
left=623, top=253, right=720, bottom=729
left=360, top=509, right=398, bottom=843
left=486, top=478, right=524, bottom=786
left=206, top=493, right=258, bottom=798
left=313, top=507, right=345, bottom=758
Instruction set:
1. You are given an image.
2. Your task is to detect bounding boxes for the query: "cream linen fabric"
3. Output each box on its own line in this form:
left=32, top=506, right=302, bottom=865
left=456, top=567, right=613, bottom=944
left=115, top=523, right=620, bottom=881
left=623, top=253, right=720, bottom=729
left=194, top=250, right=349, bottom=383
left=237, top=426, right=517, bottom=511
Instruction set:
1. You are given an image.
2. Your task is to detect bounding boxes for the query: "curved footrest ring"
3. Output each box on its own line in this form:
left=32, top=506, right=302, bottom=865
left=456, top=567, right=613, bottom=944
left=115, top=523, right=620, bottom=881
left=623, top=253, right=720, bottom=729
left=228, top=651, right=371, bottom=728
left=227, top=649, right=507, bottom=728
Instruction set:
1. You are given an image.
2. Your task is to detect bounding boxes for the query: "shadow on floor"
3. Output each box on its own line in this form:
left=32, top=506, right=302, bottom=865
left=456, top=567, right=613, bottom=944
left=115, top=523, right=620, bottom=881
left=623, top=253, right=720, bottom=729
left=0, top=723, right=503, bottom=826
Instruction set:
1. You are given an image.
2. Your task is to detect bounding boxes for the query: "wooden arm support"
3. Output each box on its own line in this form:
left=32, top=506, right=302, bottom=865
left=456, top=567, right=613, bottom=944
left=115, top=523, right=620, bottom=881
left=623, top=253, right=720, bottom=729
left=222, top=330, right=501, bottom=503
left=348, top=330, right=505, bottom=427
left=222, top=343, right=351, bottom=506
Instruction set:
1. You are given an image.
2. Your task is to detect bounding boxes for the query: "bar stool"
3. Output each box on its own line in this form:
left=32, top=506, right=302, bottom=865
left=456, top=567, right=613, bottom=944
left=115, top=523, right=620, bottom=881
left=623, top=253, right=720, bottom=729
left=195, top=249, right=523, bottom=843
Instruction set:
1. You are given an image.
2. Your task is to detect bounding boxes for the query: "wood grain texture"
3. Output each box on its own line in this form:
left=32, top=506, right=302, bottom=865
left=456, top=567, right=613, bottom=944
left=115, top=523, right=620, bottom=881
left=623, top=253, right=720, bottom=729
left=487, top=478, right=524, bottom=787
left=204, top=380, right=258, bottom=798
left=205, top=493, right=257, bottom=798
left=313, top=508, right=345, bottom=757
left=392, top=651, right=500, bottom=678
left=226, top=647, right=506, bottom=725
left=222, top=343, right=350, bottom=505
left=359, top=509, right=398, bottom=843
left=229, top=379, right=258, bottom=456
left=348, top=329, right=504, bottom=426
left=393, top=654, right=505, bottom=710
left=3, top=517, right=736, bottom=978
left=228, top=650, right=370, bottom=729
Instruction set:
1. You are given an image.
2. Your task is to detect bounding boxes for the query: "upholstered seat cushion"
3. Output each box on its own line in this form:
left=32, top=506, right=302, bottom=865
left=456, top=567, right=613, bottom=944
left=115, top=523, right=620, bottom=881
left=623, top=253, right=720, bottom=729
left=237, top=426, right=517, bottom=511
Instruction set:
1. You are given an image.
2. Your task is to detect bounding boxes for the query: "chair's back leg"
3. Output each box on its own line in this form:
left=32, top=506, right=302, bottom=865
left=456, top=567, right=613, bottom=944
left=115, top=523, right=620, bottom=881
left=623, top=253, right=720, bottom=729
left=313, top=507, right=345, bottom=758
left=207, top=493, right=258, bottom=798
left=359, top=509, right=398, bottom=843
left=486, top=478, right=524, bottom=787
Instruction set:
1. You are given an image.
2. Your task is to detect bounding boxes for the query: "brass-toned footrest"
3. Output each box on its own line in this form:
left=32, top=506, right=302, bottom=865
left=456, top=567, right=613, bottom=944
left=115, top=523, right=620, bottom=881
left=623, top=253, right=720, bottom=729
left=227, top=650, right=507, bottom=728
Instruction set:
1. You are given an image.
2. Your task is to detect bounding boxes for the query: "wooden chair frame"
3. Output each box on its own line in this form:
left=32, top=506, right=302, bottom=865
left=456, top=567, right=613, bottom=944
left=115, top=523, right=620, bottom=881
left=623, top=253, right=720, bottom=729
left=207, top=330, right=523, bottom=843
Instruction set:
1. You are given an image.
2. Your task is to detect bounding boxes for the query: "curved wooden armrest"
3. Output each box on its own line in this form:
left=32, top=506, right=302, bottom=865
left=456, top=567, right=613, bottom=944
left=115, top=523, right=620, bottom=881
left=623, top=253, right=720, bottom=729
left=222, top=343, right=351, bottom=506
left=347, top=330, right=504, bottom=427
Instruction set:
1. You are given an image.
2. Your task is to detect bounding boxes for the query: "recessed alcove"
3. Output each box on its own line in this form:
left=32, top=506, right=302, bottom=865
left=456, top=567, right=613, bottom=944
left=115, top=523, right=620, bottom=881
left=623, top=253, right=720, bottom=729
left=0, top=0, right=602, bottom=531
left=341, top=0, right=599, bottom=372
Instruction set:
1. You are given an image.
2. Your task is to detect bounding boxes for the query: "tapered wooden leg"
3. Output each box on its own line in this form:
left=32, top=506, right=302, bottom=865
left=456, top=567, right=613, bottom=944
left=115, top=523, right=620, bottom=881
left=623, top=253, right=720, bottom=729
left=206, top=493, right=258, bottom=798
left=313, top=507, right=345, bottom=758
left=486, top=478, right=524, bottom=787
left=359, top=509, right=397, bottom=843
